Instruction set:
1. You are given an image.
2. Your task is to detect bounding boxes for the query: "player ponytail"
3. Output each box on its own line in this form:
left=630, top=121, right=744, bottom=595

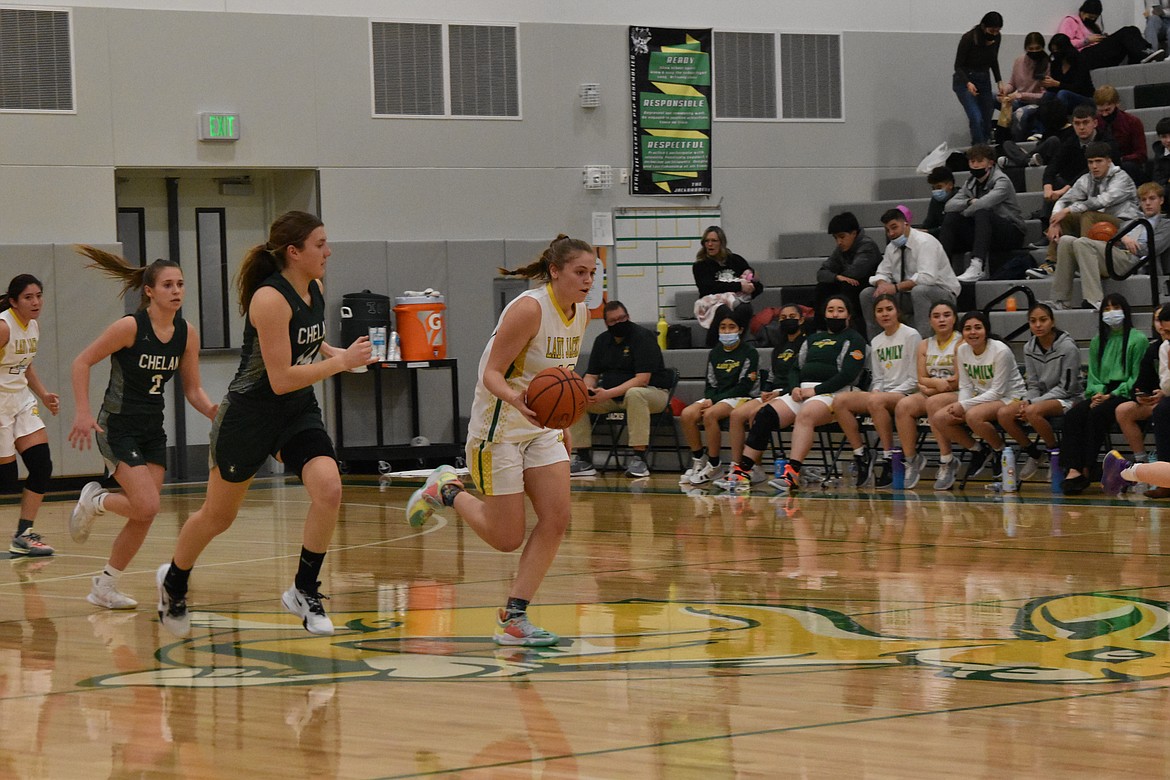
left=237, top=210, right=324, bottom=315
left=0, top=274, right=43, bottom=312
left=75, top=245, right=181, bottom=309
left=498, top=234, right=594, bottom=281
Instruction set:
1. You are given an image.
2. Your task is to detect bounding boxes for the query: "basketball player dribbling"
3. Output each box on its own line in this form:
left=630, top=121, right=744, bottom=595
left=67, top=248, right=218, bottom=610
left=0, top=275, right=60, bottom=558
left=155, top=211, right=373, bottom=637
left=407, top=235, right=596, bottom=646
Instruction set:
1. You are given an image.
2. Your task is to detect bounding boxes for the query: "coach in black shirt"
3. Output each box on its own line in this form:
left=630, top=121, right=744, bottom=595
left=568, top=301, right=673, bottom=479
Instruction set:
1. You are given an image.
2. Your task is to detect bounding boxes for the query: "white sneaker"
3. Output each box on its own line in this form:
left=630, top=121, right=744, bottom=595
left=1142, top=48, right=1165, bottom=64
left=904, top=452, right=927, bottom=490
left=156, top=563, right=190, bottom=637
left=933, top=459, right=959, bottom=490
left=1018, top=454, right=1043, bottom=481
left=88, top=574, right=137, bottom=610
left=681, top=456, right=706, bottom=483
left=956, top=258, right=986, bottom=282
left=69, top=481, right=107, bottom=544
left=282, top=584, right=335, bottom=636
left=689, top=459, right=718, bottom=485
left=1028, top=153, right=1043, bottom=167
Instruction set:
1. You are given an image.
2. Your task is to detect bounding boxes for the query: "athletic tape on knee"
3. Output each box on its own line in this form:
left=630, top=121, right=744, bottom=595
left=20, top=443, right=52, bottom=495
left=0, top=460, right=17, bottom=494
left=745, top=404, right=780, bottom=452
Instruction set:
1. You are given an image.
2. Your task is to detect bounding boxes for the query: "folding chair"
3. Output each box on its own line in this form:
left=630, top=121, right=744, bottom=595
left=591, top=368, right=685, bottom=472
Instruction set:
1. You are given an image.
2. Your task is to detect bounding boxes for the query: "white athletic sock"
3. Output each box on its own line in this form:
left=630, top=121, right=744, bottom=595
left=102, top=564, right=124, bottom=581
left=95, top=492, right=107, bottom=514
left=940, top=454, right=954, bottom=464
left=1121, top=464, right=1140, bottom=483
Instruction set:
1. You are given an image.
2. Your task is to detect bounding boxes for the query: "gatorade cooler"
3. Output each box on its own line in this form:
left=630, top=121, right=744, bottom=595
left=393, top=295, right=447, bottom=360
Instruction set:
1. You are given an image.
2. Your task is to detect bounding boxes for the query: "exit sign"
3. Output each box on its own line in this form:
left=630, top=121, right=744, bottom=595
left=198, top=112, right=240, bottom=141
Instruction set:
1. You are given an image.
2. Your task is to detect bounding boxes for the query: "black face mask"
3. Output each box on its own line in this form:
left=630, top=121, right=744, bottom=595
left=779, top=318, right=801, bottom=335
left=972, top=166, right=992, bottom=181
left=1102, top=111, right=1117, bottom=124
left=1026, top=50, right=1047, bottom=62
left=824, top=317, right=848, bottom=334
left=608, top=320, right=633, bottom=339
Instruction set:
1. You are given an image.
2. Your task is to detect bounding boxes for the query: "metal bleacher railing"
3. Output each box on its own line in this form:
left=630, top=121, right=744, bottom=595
left=1105, top=218, right=1160, bottom=306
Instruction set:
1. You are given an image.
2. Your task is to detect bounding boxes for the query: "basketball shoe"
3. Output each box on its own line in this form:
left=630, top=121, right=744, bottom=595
left=156, top=563, right=190, bottom=637
left=406, top=465, right=462, bottom=528
left=1101, top=450, right=1132, bottom=496
left=9, top=531, right=54, bottom=556
left=88, top=573, right=138, bottom=610
left=282, top=584, right=335, bottom=636
left=70, top=481, right=108, bottom=543
left=494, top=609, right=559, bottom=647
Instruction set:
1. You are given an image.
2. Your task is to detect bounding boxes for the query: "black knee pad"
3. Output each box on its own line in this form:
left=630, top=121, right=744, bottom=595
left=19, top=443, right=51, bottom=495
left=745, top=404, right=780, bottom=452
left=279, top=428, right=336, bottom=481
left=0, top=460, right=17, bottom=494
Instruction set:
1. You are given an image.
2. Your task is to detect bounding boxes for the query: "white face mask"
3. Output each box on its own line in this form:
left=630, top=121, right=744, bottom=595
left=1102, top=309, right=1125, bottom=328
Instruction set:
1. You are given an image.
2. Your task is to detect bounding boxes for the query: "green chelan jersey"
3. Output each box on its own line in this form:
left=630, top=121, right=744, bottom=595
left=228, top=273, right=325, bottom=404
left=102, top=310, right=188, bottom=416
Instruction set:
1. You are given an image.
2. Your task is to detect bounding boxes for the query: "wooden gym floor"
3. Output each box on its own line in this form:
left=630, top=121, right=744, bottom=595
left=3, top=474, right=1170, bottom=778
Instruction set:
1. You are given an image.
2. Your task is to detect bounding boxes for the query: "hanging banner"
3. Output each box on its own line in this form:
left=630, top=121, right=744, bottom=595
left=629, top=26, right=712, bottom=196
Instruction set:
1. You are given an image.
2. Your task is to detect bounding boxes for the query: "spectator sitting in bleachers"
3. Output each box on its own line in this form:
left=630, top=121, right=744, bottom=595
left=922, top=167, right=956, bottom=237
left=1042, top=140, right=1140, bottom=285
left=928, top=310, right=1027, bottom=490
left=1060, top=293, right=1147, bottom=494
left=567, top=300, right=673, bottom=480
left=996, top=303, right=1083, bottom=482
left=1120, top=306, right=1170, bottom=497
left=939, top=144, right=1026, bottom=282
left=814, top=211, right=881, bottom=322
left=1057, top=0, right=1163, bottom=70
left=829, top=294, right=921, bottom=489
left=722, top=296, right=865, bottom=493
left=1095, top=85, right=1148, bottom=185
left=692, top=225, right=762, bottom=347
left=897, top=301, right=962, bottom=489
left=679, top=305, right=758, bottom=486
left=1114, top=305, right=1166, bottom=475
left=1145, top=2, right=1170, bottom=52
left=1001, top=31, right=1050, bottom=141
left=716, top=303, right=807, bottom=491
left=1048, top=165, right=1152, bottom=311
left=1042, top=33, right=1096, bottom=116
left=1150, top=117, right=1170, bottom=194
left=860, top=208, right=959, bottom=338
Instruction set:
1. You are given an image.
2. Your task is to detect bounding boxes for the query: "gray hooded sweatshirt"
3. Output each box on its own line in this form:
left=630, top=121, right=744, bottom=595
left=1023, top=329, right=1083, bottom=403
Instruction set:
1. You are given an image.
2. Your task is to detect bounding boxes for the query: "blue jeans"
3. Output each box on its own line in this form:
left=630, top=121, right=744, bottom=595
left=953, top=71, right=995, bottom=144
left=1145, top=15, right=1170, bottom=51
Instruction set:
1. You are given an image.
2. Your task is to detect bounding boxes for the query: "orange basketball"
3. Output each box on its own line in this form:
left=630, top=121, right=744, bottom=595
left=1087, top=221, right=1118, bottom=242
left=525, top=367, right=589, bottom=429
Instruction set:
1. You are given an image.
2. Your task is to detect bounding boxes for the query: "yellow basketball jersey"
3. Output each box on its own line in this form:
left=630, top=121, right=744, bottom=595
left=0, top=309, right=38, bottom=394
left=468, top=284, right=588, bottom=443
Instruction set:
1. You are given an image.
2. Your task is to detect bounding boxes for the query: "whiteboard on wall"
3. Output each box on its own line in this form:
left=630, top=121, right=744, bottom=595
left=612, top=206, right=720, bottom=321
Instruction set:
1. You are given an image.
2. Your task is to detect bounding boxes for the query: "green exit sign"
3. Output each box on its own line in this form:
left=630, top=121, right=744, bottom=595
left=198, top=112, right=240, bottom=141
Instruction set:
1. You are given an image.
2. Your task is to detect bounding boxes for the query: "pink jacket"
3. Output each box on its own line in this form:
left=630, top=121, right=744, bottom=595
left=1007, top=54, right=1046, bottom=103
left=1057, top=14, right=1100, bottom=50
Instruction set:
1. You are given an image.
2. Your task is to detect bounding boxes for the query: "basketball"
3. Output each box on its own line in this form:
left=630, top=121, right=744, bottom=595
left=525, top=367, right=588, bottom=428
left=1087, top=221, right=1118, bottom=242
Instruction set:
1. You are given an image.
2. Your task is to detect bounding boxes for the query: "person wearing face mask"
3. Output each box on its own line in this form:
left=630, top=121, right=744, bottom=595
left=1045, top=141, right=1141, bottom=291
left=1094, top=85, right=1147, bottom=185
left=1051, top=180, right=1168, bottom=311
left=1042, top=33, right=1096, bottom=117
left=680, top=306, right=759, bottom=486
left=1059, top=293, right=1147, bottom=495
left=922, top=168, right=956, bottom=237
left=939, top=144, right=1026, bottom=282
left=952, top=11, right=1004, bottom=145
left=860, top=208, right=960, bottom=339
left=999, top=32, right=1050, bottom=142
left=1057, top=0, right=1163, bottom=70
left=814, top=211, right=881, bottom=321
left=567, top=301, right=672, bottom=479
left=716, top=304, right=808, bottom=491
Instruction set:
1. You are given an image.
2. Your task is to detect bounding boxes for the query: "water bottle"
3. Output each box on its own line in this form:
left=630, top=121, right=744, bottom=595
left=1001, top=446, right=1018, bottom=493
left=657, top=312, right=669, bottom=351
left=774, top=458, right=788, bottom=480
left=387, top=330, right=401, bottom=361
left=369, top=326, right=387, bottom=363
left=891, top=449, right=905, bottom=490
left=1049, top=448, right=1063, bottom=494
